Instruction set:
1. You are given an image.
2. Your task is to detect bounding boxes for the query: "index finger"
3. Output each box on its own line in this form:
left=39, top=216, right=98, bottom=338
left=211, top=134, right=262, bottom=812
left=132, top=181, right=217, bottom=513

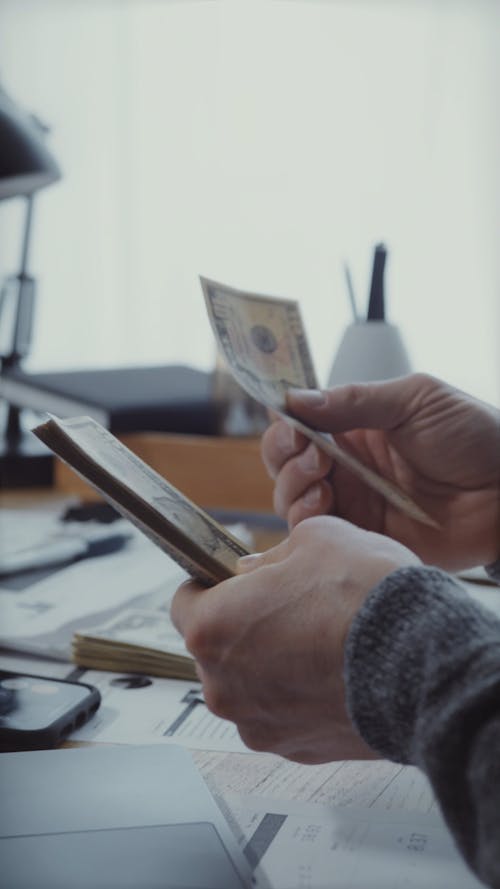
left=285, top=376, right=427, bottom=434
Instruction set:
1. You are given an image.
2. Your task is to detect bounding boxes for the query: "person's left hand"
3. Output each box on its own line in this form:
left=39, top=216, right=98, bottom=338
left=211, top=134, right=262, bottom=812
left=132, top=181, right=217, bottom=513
left=171, top=515, right=420, bottom=763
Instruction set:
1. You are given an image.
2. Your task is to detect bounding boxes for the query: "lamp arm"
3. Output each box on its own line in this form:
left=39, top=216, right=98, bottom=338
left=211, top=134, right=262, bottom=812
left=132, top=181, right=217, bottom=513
left=0, top=194, right=36, bottom=370
left=20, top=193, right=34, bottom=276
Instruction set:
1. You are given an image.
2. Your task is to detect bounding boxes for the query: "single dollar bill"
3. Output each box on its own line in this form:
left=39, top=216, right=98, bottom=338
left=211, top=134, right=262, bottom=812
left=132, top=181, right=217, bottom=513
left=201, top=276, right=318, bottom=410
left=33, top=415, right=251, bottom=586
left=202, top=276, right=437, bottom=528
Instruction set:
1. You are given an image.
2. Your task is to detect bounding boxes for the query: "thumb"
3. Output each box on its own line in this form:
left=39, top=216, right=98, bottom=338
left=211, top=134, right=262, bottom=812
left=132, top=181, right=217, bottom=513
left=286, top=375, right=421, bottom=434
left=236, top=536, right=291, bottom=574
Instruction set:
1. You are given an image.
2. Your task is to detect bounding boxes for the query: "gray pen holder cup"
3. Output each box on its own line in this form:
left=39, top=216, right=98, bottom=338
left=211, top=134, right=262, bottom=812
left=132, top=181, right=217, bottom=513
left=327, top=321, right=411, bottom=387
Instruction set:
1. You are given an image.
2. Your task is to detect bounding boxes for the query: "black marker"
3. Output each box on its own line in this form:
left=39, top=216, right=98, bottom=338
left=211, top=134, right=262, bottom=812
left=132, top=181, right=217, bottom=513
left=367, top=242, right=387, bottom=321
left=0, top=530, right=130, bottom=577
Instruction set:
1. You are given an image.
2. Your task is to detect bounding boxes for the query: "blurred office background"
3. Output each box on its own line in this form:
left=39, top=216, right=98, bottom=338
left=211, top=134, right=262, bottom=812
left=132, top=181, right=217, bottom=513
left=0, top=0, right=498, bottom=403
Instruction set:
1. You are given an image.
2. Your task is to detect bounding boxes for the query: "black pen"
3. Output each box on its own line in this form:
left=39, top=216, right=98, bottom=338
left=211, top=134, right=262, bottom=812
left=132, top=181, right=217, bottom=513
left=0, top=531, right=131, bottom=578
left=367, top=242, right=387, bottom=321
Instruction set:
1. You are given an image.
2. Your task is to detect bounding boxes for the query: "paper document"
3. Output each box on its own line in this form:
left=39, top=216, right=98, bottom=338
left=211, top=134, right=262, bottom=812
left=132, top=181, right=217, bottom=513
left=0, top=530, right=187, bottom=661
left=0, top=651, right=72, bottom=680
left=69, top=667, right=251, bottom=753
left=220, top=793, right=483, bottom=889
left=194, top=752, right=437, bottom=813
left=0, top=506, right=130, bottom=576
left=194, top=752, right=480, bottom=887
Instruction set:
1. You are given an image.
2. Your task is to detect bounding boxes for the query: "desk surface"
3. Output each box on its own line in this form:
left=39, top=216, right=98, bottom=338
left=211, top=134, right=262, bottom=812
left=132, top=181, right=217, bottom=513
left=0, top=484, right=486, bottom=887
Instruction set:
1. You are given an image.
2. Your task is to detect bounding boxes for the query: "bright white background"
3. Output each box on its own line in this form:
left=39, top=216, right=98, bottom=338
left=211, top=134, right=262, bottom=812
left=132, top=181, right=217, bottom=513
left=0, top=0, right=498, bottom=404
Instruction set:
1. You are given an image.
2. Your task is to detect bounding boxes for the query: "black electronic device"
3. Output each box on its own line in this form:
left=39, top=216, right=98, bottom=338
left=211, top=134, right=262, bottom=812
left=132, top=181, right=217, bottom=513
left=0, top=670, right=101, bottom=751
left=0, top=364, right=220, bottom=435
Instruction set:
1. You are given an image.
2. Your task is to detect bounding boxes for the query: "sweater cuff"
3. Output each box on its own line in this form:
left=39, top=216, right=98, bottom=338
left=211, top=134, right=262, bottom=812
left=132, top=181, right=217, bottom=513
left=343, top=565, right=498, bottom=764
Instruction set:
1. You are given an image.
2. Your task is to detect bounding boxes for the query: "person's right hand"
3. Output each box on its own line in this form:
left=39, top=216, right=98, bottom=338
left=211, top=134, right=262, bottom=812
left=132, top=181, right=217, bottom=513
left=261, top=373, right=500, bottom=571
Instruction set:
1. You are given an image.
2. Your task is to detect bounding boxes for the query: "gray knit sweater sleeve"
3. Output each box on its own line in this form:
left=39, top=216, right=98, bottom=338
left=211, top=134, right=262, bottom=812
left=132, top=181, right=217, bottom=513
left=486, top=558, right=500, bottom=583
left=344, top=566, right=500, bottom=889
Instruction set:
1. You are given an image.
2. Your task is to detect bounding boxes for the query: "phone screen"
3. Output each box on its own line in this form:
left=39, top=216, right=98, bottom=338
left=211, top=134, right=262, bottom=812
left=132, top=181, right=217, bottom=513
left=0, top=674, right=91, bottom=730
left=0, top=671, right=100, bottom=749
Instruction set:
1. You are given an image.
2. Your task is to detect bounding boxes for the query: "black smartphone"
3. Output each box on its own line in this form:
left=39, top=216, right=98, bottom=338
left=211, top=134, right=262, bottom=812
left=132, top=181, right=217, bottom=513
left=0, top=670, right=101, bottom=752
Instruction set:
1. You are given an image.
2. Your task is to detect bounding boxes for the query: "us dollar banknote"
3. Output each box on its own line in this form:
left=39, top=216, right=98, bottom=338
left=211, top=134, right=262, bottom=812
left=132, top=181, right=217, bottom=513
left=33, top=414, right=251, bottom=586
left=202, top=276, right=437, bottom=528
left=201, top=277, right=318, bottom=410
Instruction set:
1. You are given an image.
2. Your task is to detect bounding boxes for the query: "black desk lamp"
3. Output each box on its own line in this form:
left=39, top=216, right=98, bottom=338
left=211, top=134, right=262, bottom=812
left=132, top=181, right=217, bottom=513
left=0, top=86, right=61, bottom=486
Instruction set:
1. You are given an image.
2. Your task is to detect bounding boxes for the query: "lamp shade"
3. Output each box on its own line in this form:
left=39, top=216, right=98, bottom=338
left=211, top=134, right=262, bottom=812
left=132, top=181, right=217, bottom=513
left=0, top=87, right=61, bottom=200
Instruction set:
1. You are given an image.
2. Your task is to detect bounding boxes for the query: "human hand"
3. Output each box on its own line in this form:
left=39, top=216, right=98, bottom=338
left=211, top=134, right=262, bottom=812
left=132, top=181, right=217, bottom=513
left=261, top=374, right=500, bottom=571
left=171, top=516, right=420, bottom=763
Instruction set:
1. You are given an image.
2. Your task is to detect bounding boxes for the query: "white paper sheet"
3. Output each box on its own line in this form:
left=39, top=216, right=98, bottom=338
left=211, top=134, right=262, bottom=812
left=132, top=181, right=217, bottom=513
left=1, top=502, right=75, bottom=560
left=0, top=532, right=187, bottom=659
left=0, top=651, right=71, bottom=680
left=69, top=668, right=251, bottom=753
left=193, top=751, right=438, bottom=814
left=218, top=793, right=483, bottom=889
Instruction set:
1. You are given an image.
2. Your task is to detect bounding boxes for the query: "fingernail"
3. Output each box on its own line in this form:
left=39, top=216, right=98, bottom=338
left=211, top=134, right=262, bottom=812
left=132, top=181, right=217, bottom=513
left=302, top=483, right=322, bottom=507
left=298, top=442, right=320, bottom=472
left=288, top=388, right=327, bottom=407
left=237, top=553, right=264, bottom=572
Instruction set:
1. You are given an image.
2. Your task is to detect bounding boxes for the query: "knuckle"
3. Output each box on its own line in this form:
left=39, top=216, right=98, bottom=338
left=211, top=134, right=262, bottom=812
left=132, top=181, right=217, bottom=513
left=272, top=481, right=288, bottom=520
left=410, top=371, right=441, bottom=393
left=341, top=382, right=367, bottom=409
left=183, top=600, right=234, bottom=667
left=412, top=371, right=433, bottom=385
left=261, top=419, right=290, bottom=470
left=272, top=485, right=282, bottom=517
left=288, top=501, right=306, bottom=529
left=260, top=426, right=277, bottom=478
left=203, top=682, right=233, bottom=720
left=184, top=618, right=218, bottom=664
